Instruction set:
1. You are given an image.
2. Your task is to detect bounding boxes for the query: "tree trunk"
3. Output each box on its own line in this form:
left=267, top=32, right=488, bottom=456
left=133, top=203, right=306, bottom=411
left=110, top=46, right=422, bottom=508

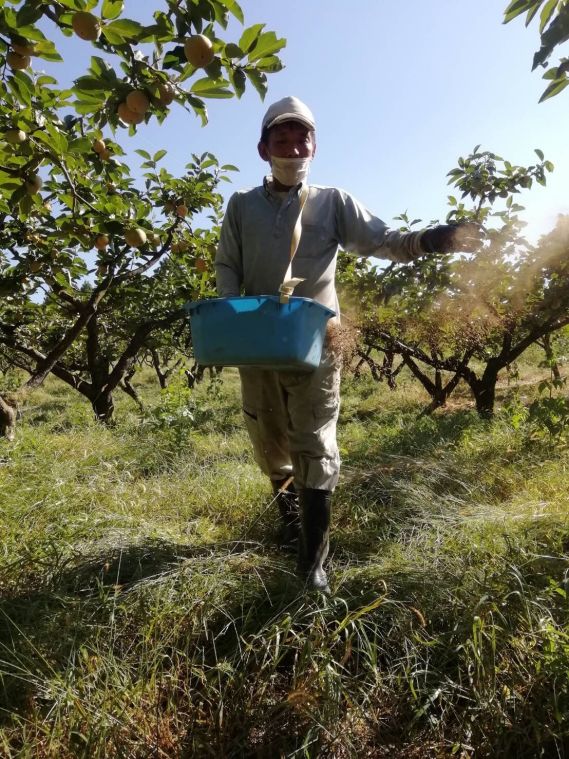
left=91, top=391, right=115, bottom=423
left=403, top=356, right=462, bottom=415
left=462, top=360, right=501, bottom=418
left=85, top=313, right=116, bottom=423
left=186, top=362, right=206, bottom=389
left=418, top=371, right=463, bottom=417
left=542, top=333, right=562, bottom=380
left=150, top=348, right=167, bottom=389
left=0, top=394, right=16, bottom=440
left=473, top=380, right=496, bottom=417
left=383, top=351, right=404, bottom=389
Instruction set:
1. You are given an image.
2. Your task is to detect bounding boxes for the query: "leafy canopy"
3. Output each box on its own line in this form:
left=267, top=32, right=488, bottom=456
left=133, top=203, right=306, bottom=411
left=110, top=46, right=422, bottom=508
left=0, top=0, right=285, bottom=419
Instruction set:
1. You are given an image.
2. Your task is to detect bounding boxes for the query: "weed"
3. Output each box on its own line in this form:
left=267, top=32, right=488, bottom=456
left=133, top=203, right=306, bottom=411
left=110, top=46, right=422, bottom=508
left=0, top=365, right=568, bottom=756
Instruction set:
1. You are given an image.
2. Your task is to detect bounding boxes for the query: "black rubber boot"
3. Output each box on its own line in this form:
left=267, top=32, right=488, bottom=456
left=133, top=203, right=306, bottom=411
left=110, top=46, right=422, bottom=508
left=272, top=478, right=300, bottom=549
left=297, top=488, right=332, bottom=594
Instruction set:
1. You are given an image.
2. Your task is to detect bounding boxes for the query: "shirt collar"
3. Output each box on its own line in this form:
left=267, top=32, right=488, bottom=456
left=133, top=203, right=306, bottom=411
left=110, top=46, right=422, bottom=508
left=263, top=175, right=304, bottom=198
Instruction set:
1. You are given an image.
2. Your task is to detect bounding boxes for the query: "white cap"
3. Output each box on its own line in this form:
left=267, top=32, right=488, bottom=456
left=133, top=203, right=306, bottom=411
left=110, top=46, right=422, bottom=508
left=261, top=96, right=316, bottom=132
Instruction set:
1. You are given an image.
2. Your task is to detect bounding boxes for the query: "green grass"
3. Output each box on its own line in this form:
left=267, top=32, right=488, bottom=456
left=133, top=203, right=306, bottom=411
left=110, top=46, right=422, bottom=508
left=1, top=365, right=569, bottom=757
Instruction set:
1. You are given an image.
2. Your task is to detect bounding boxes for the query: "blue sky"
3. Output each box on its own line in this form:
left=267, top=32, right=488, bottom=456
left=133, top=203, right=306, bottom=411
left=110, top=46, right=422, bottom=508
left=48, top=0, right=569, bottom=243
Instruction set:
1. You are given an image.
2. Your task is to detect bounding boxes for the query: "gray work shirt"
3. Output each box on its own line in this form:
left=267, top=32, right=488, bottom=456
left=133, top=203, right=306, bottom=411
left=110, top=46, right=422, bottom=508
left=215, top=178, right=425, bottom=314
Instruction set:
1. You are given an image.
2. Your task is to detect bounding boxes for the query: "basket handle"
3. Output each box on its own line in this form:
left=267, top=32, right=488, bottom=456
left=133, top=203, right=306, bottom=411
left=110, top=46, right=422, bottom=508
left=279, top=184, right=310, bottom=304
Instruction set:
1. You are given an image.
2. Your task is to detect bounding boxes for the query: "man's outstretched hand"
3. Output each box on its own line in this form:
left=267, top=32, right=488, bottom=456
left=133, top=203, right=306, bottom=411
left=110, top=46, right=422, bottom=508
left=420, top=222, right=483, bottom=254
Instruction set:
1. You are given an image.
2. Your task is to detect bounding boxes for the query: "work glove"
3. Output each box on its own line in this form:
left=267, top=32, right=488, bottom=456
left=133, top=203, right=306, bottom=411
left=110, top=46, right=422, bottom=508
left=420, top=222, right=482, bottom=254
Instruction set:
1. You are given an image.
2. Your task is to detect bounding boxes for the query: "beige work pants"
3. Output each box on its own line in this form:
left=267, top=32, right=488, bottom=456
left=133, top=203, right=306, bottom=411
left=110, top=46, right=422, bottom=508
left=239, top=348, right=341, bottom=491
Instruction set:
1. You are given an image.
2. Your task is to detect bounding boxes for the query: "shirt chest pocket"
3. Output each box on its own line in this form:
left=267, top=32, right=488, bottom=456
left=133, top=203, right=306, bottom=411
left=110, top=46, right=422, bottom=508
left=296, top=222, right=329, bottom=255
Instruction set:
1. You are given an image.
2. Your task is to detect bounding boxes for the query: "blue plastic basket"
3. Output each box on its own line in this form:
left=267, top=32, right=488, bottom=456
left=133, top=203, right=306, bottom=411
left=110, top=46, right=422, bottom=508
left=186, top=295, right=335, bottom=371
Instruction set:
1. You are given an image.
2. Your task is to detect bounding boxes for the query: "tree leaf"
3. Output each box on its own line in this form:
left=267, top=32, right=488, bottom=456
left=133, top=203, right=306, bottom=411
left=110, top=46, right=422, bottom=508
left=204, top=57, right=223, bottom=80
left=69, top=137, right=94, bottom=153
left=539, top=75, right=569, bottom=101
left=103, top=18, right=144, bottom=43
left=221, top=0, right=244, bottom=24
left=503, top=0, right=538, bottom=24
left=525, top=0, right=543, bottom=26
left=254, top=55, right=284, bottom=73
left=247, top=31, right=286, bottom=62
left=162, top=46, right=186, bottom=70
left=224, top=42, right=244, bottom=59
left=33, top=39, right=63, bottom=62
left=539, top=0, right=558, bottom=32
left=244, top=68, right=267, bottom=99
left=186, top=95, right=208, bottom=125
left=74, top=75, right=109, bottom=92
left=190, top=77, right=233, bottom=98
left=102, top=0, right=124, bottom=20
left=15, top=2, right=45, bottom=25
left=9, top=71, right=34, bottom=106
left=228, top=67, right=246, bottom=98
left=47, top=122, right=69, bottom=154
left=239, top=24, right=264, bottom=54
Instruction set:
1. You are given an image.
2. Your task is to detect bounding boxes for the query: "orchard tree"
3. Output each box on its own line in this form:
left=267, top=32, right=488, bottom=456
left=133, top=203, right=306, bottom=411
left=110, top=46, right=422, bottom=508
left=0, top=151, right=223, bottom=420
left=339, top=147, right=569, bottom=417
left=504, top=0, right=569, bottom=100
left=0, top=0, right=286, bottom=434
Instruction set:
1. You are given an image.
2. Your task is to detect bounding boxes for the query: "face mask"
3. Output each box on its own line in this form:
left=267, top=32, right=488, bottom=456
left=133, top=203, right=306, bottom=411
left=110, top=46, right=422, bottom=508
left=270, top=155, right=312, bottom=186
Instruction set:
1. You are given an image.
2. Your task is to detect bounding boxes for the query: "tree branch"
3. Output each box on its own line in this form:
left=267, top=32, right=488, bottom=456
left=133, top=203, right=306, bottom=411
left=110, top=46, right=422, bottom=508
left=102, top=308, right=186, bottom=395
left=0, top=333, right=93, bottom=396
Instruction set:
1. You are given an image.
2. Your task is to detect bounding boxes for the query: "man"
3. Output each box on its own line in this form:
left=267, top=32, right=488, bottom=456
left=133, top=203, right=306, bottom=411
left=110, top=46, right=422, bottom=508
left=215, top=96, right=479, bottom=593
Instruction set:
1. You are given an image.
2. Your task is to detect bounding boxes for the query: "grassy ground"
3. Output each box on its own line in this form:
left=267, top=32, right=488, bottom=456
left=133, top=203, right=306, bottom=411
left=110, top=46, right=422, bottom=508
left=1, top=363, right=568, bottom=758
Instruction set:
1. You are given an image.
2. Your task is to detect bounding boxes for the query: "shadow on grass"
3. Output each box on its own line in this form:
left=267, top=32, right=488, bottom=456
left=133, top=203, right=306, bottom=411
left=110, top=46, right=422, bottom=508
left=2, top=524, right=569, bottom=757
left=345, top=408, right=484, bottom=465
left=0, top=531, right=335, bottom=757
left=0, top=537, right=263, bottom=726
left=177, top=568, right=339, bottom=758
left=0, top=527, right=369, bottom=756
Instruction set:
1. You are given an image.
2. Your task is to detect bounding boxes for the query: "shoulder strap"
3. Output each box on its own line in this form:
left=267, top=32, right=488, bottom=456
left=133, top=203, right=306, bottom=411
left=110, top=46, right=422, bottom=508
left=279, top=184, right=310, bottom=304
